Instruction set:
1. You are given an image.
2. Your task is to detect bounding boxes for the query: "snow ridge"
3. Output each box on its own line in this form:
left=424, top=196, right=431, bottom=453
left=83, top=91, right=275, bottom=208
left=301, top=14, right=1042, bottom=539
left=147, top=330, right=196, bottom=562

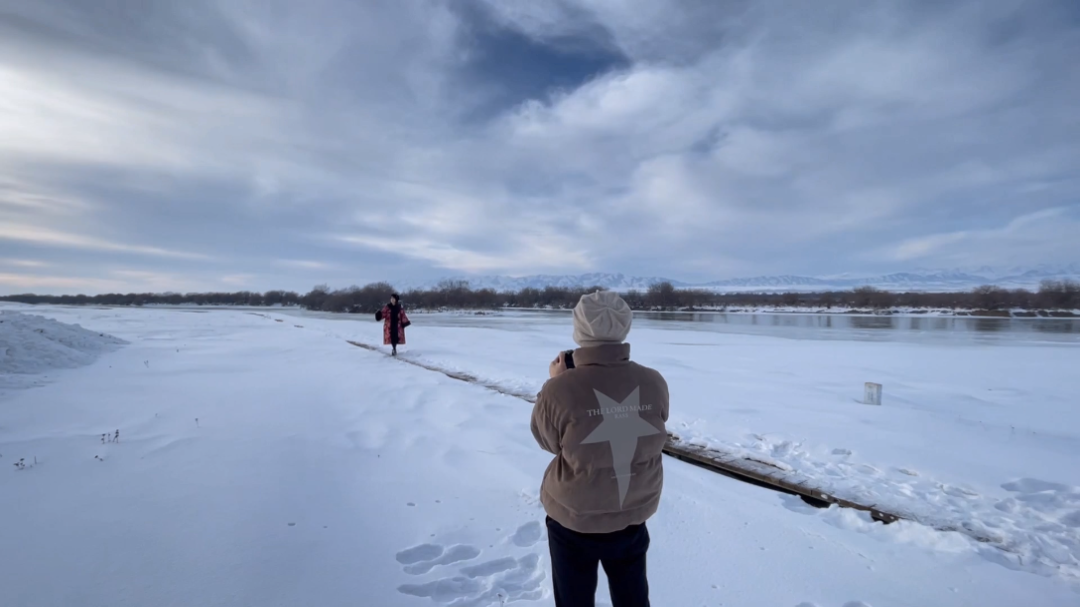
left=0, top=311, right=126, bottom=396
left=680, top=431, right=1080, bottom=583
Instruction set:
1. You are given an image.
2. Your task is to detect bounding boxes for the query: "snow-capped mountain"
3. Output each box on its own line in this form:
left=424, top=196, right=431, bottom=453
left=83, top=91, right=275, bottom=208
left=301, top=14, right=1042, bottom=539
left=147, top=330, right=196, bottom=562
left=704, top=265, right=1080, bottom=291
left=407, top=264, right=1080, bottom=293
left=405, top=273, right=685, bottom=293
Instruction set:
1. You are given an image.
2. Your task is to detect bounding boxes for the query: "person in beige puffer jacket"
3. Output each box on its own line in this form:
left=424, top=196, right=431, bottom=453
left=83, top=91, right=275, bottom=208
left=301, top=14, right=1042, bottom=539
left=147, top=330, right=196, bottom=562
left=531, top=290, right=669, bottom=607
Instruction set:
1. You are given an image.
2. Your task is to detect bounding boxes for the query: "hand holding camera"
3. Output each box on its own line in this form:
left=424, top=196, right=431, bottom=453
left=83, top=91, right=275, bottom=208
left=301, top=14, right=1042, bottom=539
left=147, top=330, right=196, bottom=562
left=549, top=350, right=574, bottom=379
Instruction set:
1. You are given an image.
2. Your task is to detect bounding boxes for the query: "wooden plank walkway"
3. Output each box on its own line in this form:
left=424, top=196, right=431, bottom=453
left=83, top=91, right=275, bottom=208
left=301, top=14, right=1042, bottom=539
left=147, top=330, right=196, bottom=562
left=662, top=436, right=900, bottom=523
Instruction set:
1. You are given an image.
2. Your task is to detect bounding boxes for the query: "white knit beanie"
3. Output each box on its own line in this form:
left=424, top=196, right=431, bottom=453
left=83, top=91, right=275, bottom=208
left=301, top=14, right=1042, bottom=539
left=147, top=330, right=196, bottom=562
left=573, top=291, right=633, bottom=347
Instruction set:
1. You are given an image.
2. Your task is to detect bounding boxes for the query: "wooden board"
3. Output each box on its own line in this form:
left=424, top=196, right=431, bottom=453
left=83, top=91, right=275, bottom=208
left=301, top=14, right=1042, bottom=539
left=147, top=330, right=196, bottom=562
left=662, top=436, right=899, bottom=524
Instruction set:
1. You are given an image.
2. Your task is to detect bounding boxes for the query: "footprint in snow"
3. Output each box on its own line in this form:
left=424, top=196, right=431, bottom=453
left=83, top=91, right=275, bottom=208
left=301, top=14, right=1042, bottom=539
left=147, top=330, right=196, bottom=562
left=396, top=544, right=444, bottom=565
left=998, top=478, right=1080, bottom=526
left=398, top=553, right=545, bottom=605
left=939, top=484, right=980, bottom=498
left=1001, top=477, right=1070, bottom=494
left=460, top=557, right=518, bottom=579
left=512, top=521, right=543, bottom=548
left=518, top=489, right=543, bottom=509
left=403, top=544, right=482, bottom=575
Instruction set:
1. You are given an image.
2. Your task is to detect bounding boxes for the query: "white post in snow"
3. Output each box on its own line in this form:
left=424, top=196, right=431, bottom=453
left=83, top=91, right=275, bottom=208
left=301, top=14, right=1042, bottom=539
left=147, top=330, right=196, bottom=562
left=864, top=382, right=883, bottom=405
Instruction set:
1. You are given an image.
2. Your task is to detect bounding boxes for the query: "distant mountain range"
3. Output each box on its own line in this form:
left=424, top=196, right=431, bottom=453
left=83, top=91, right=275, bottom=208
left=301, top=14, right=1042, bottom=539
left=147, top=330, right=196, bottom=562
left=411, top=273, right=673, bottom=293
left=405, top=264, right=1080, bottom=293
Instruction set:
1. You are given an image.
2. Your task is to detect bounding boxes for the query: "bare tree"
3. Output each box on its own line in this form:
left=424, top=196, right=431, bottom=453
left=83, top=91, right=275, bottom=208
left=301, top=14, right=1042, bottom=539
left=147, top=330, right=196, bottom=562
left=646, top=282, right=678, bottom=310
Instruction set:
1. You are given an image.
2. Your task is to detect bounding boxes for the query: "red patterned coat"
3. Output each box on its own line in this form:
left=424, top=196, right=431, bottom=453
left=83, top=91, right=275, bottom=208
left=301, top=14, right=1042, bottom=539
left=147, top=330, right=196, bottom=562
left=376, top=305, right=410, bottom=345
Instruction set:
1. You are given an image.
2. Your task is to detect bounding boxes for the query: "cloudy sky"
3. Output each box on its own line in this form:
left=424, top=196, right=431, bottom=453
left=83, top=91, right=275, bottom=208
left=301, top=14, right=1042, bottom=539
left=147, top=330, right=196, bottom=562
left=1, top=0, right=1078, bottom=294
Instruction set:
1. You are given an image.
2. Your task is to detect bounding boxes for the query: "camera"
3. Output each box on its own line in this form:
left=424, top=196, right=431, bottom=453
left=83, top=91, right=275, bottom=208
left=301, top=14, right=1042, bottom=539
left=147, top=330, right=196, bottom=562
left=563, top=350, right=575, bottom=369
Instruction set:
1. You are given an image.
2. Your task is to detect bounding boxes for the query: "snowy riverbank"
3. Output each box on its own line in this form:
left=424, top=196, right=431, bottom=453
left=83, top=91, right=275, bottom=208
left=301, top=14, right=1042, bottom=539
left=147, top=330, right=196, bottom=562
left=1, top=306, right=1078, bottom=606
left=5, top=301, right=1079, bottom=319
left=305, top=310, right=1080, bottom=585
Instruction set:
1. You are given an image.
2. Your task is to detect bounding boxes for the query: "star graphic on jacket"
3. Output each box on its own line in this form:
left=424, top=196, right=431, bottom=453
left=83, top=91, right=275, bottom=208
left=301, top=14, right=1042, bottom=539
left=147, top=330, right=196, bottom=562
left=580, top=387, right=662, bottom=509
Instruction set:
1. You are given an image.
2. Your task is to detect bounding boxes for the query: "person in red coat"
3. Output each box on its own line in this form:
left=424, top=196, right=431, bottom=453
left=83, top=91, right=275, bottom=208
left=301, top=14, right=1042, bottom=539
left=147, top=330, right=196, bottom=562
left=375, top=293, right=410, bottom=356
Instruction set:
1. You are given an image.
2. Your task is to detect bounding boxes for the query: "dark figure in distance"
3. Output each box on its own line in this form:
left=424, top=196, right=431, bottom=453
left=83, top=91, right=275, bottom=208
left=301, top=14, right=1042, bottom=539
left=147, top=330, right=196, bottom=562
left=375, top=293, right=410, bottom=356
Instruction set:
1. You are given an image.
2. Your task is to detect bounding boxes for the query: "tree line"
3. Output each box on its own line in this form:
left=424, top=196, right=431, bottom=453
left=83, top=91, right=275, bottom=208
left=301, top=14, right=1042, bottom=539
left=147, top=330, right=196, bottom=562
left=2, top=279, right=1078, bottom=313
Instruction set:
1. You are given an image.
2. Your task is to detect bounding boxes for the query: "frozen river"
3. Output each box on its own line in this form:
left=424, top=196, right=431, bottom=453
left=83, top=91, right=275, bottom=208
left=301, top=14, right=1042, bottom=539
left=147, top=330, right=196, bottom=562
left=282, top=307, right=1080, bottom=345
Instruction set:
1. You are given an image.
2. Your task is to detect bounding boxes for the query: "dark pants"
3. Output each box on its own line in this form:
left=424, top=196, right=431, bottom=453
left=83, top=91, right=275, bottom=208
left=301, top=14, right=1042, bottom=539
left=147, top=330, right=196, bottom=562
left=546, top=516, right=650, bottom=607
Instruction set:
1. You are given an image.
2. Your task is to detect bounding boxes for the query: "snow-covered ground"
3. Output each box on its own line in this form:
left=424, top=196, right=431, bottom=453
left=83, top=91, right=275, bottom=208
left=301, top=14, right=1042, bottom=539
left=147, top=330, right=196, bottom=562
left=1, top=304, right=1078, bottom=606
left=329, top=311, right=1080, bottom=581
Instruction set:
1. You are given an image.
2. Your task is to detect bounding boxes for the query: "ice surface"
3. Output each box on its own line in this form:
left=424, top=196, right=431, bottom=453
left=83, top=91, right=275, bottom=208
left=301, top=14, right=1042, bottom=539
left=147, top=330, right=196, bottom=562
left=1, top=305, right=1077, bottom=606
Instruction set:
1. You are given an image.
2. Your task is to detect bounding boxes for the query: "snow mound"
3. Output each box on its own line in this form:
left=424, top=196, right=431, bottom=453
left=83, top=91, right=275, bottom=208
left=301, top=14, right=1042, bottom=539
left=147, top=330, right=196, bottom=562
left=0, top=311, right=126, bottom=394
left=688, top=431, right=1080, bottom=583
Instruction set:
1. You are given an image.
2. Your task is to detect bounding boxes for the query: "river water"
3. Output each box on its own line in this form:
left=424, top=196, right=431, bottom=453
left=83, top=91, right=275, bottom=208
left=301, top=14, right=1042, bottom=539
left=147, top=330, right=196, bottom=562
left=287, top=308, right=1080, bottom=345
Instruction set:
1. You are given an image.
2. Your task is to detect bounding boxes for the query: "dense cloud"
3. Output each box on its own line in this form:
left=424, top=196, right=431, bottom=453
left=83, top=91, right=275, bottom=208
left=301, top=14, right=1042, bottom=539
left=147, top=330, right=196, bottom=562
left=1, top=0, right=1078, bottom=294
